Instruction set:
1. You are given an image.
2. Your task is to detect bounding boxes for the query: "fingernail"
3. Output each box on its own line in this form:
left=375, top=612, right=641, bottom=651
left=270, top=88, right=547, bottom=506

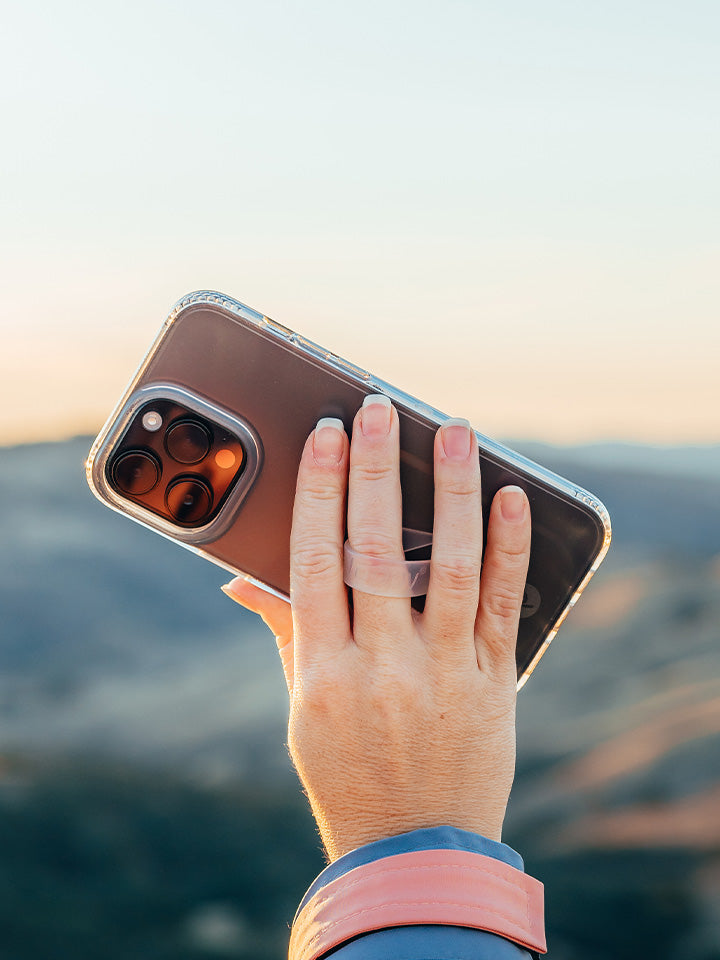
left=313, top=417, right=345, bottom=464
left=440, top=418, right=472, bottom=460
left=361, top=394, right=392, bottom=437
left=220, top=576, right=248, bottom=600
left=500, top=486, right=527, bottom=521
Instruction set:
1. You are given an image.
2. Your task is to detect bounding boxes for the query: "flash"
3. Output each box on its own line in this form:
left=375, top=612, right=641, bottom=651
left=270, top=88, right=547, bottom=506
left=215, top=448, right=236, bottom=469
left=142, top=410, right=163, bottom=432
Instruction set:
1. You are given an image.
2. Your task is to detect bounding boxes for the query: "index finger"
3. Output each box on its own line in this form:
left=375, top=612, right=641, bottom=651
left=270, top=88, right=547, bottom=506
left=290, top=419, right=352, bottom=666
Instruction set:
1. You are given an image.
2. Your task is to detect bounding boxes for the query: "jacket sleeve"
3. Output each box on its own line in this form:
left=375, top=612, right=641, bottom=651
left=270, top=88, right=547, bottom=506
left=289, top=826, right=546, bottom=960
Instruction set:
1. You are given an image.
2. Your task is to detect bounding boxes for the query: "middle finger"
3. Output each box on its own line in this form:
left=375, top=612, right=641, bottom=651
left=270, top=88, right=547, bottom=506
left=347, top=395, right=412, bottom=645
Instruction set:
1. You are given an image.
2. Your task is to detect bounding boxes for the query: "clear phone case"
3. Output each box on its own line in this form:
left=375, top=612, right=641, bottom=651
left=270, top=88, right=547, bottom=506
left=87, top=291, right=612, bottom=688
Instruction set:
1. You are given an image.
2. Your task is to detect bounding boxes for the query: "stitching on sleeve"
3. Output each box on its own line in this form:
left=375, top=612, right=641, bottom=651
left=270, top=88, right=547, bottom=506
left=314, top=859, right=529, bottom=899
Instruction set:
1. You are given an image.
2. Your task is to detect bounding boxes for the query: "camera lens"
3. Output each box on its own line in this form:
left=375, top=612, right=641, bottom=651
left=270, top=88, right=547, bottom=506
left=166, top=476, right=213, bottom=525
left=112, top=450, right=161, bottom=496
left=165, top=419, right=212, bottom=464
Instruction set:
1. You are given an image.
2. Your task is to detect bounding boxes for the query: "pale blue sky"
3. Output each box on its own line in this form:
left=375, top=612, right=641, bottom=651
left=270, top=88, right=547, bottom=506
left=1, top=1, right=718, bottom=444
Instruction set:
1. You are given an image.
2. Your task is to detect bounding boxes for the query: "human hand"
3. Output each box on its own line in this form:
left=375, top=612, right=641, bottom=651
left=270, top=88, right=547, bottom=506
left=222, top=397, right=531, bottom=862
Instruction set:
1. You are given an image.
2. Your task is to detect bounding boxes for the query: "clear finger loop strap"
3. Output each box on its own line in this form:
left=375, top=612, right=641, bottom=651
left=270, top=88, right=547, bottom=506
left=343, top=527, right=433, bottom=597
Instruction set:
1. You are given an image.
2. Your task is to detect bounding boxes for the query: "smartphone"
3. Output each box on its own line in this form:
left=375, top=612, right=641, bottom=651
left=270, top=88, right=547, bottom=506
left=86, top=291, right=611, bottom=688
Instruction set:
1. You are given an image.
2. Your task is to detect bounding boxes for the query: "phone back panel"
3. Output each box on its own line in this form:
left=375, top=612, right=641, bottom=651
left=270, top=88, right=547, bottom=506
left=88, top=293, right=611, bottom=685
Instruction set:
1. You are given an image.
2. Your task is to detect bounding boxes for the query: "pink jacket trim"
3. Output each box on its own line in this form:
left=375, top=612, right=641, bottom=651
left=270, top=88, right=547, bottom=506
left=289, top=847, right=546, bottom=959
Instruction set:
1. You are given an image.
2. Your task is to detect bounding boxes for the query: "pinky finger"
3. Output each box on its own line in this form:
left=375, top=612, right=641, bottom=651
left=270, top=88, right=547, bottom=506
left=474, top=486, right=531, bottom=680
left=222, top=577, right=295, bottom=694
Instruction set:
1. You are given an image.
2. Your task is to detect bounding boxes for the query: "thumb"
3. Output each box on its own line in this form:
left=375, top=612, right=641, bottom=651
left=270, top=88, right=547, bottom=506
left=221, top=577, right=295, bottom=694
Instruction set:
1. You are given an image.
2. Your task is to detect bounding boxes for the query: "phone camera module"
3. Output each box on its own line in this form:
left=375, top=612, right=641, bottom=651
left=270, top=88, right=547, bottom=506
left=166, top=476, right=213, bottom=525
left=165, top=419, right=212, bottom=464
left=112, top=450, right=161, bottom=496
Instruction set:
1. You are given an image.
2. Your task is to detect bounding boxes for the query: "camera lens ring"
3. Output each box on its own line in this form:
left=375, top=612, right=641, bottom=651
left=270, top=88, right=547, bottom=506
left=165, top=418, right=212, bottom=464
left=165, top=475, right=214, bottom=526
left=112, top=450, right=161, bottom=496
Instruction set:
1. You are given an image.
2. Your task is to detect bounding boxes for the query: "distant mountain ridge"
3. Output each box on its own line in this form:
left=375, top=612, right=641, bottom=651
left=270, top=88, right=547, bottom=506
left=1, top=434, right=718, bottom=768
left=510, top=439, right=720, bottom=483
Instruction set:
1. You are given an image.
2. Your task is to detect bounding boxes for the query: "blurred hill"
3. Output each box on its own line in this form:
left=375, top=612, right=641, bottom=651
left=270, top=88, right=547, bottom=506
left=0, top=436, right=719, bottom=959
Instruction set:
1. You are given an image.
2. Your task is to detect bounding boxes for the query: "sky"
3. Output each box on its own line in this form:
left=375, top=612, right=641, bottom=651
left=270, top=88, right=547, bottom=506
left=1, top=0, right=718, bottom=446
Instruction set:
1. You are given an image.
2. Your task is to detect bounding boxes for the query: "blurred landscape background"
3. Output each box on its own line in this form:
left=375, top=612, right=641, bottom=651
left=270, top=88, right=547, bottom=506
left=1, top=436, right=718, bottom=959
left=1, top=1, right=719, bottom=957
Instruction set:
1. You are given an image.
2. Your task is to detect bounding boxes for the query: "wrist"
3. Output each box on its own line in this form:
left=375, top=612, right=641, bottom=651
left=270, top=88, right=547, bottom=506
left=314, top=807, right=507, bottom=862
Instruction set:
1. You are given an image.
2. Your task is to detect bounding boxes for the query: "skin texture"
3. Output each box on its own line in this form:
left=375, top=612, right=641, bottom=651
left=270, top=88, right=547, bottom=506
left=222, top=399, right=531, bottom=863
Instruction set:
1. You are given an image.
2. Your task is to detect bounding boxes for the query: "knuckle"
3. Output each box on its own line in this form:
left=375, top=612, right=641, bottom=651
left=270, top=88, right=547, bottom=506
left=368, top=666, right=420, bottom=712
left=432, top=555, right=482, bottom=595
left=439, top=474, right=481, bottom=501
left=299, top=670, right=338, bottom=706
left=297, top=477, right=343, bottom=504
left=353, top=459, right=396, bottom=484
left=350, top=532, right=402, bottom=558
left=484, top=578, right=523, bottom=621
left=294, top=663, right=346, bottom=716
left=495, top=539, right=530, bottom=563
left=291, top=539, right=339, bottom=582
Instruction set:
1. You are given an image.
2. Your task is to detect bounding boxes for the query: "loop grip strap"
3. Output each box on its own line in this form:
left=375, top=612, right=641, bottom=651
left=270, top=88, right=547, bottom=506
left=343, top=527, right=433, bottom=598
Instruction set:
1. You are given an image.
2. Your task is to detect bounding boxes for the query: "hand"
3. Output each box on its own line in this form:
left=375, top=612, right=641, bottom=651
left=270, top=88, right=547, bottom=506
left=223, top=397, right=531, bottom=862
